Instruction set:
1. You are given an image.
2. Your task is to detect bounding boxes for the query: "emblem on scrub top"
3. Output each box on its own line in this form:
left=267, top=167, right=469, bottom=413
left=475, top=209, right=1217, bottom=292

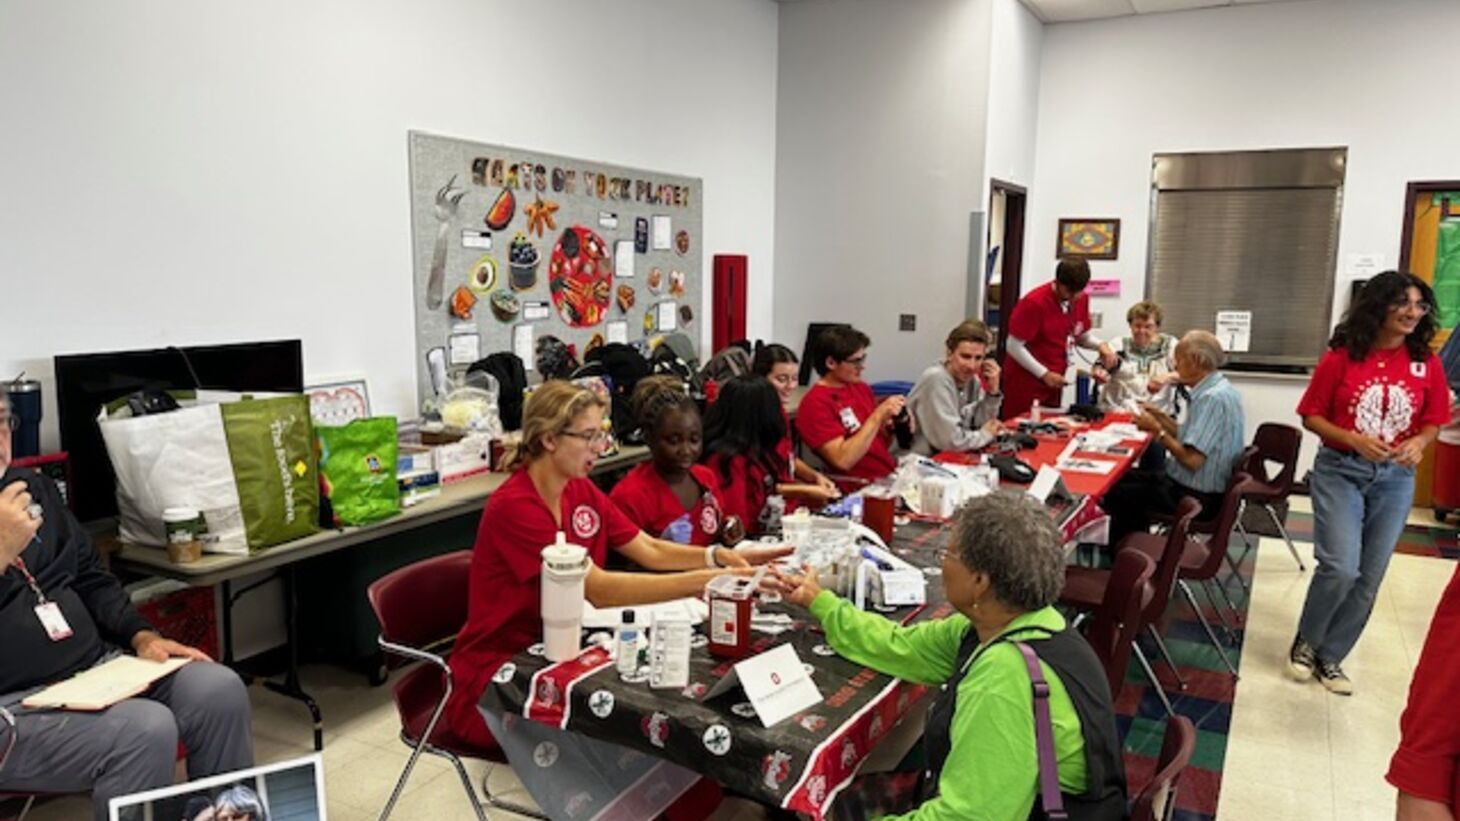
left=572, top=504, right=601, bottom=539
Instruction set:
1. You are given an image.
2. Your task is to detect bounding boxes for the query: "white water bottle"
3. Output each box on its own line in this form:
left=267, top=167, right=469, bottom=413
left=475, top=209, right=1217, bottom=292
left=541, top=531, right=590, bottom=662
left=1031, top=400, right=1042, bottom=423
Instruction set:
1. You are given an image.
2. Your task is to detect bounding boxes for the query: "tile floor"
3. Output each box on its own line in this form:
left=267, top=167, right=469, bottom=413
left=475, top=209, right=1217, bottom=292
left=1215, top=496, right=1453, bottom=821
left=23, top=497, right=1455, bottom=820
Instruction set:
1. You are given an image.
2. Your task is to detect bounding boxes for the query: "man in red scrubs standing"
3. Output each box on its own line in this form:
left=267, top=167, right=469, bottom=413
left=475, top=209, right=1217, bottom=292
left=1000, top=257, right=1119, bottom=420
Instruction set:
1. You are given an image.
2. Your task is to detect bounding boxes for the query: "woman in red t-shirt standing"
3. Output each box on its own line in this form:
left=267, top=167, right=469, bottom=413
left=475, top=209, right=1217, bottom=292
left=794, top=326, right=904, bottom=492
left=445, top=382, right=787, bottom=820
left=1289, top=271, right=1451, bottom=695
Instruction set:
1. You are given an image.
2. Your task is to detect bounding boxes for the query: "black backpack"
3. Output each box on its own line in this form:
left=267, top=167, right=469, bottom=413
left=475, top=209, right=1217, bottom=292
left=578, top=343, right=652, bottom=441
left=468, top=352, right=528, bottom=431
left=697, top=343, right=753, bottom=388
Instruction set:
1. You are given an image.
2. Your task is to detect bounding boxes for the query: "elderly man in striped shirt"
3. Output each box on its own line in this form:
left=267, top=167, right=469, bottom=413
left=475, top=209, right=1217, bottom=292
left=1101, top=330, right=1246, bottom=545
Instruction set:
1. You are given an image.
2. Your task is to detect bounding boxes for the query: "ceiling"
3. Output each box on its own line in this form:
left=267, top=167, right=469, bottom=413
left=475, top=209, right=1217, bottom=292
left=1017, top=0, right=1308, bottom=23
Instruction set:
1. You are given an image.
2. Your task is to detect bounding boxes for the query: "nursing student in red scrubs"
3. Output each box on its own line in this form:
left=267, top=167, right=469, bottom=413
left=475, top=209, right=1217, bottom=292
left=610, top=376, right=742, bottom=546
left=446, top=381, right=789, bottom=752
left=1001, top=257, right=1119, bottom=419
left=750, top=343, right=840, bottom=505
left=795, top=326, right=904, bottom=491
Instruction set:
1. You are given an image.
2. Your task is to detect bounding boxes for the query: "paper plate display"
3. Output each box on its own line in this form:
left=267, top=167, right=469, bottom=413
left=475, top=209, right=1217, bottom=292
left=450, top=286, right=477, bottom=320
left=549, top=225, right=611, bottom=327
left=467, top=255, right=498, bottom=293
left=668, top=270, right=685, bottom=299
left=616, top=284, right=636, bottom=313
left=647, top=267, right=663, bottom=294
left=485, top=189, right=515, bottom=231
left=508, top=234, right=539, bottom=291
left=679, top=304, right=694, bottom=327
left=675, top=230, right=690, bottom=255
left=490, top=289, right=521, bottom=321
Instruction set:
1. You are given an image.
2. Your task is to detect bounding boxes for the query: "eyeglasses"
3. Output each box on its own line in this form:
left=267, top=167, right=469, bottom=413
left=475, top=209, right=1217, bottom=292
left=560, top=428, right=611, bottom=447
left=841, top=355, right=868, bottom=367
left=1389, top=299, right=1433, bottom=316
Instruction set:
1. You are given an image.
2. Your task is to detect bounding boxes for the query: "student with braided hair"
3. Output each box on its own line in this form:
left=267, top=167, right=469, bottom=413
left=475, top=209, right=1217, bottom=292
left=610, top=376, right=744, bottom=545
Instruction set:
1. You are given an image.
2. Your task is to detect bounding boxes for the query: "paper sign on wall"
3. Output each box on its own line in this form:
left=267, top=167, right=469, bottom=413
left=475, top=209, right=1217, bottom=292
left=1215, top=310, right=1252, bottom=353
left=615, top=241, right=635, bottom=279
left=606, top=320, right=628, bottom=345
left=1346, top=253, right=1386, bottom=277
left=514, top=325, right=535, bottom=370
left=652, top=216, right=672, bottom=250
left=1086, top=279, right=1121, bottom=297
left=657, top=301, right=678, bottom=332
left=523, top=301, right=551, bottom=322
left=448, top=332, right=481, bottom=365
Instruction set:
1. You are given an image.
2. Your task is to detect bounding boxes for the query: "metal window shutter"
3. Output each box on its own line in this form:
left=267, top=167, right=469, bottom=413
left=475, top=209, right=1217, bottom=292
left=1148, top=186, right=1341, bottom=368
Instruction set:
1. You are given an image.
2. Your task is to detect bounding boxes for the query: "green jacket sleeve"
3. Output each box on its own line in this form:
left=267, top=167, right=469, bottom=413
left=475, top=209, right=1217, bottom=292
left=809, top=590, right=968, bottom=685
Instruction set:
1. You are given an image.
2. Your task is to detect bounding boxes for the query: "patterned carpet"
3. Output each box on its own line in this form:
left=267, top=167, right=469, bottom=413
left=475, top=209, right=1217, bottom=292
left=1113, top=508, right=1460, bottom=820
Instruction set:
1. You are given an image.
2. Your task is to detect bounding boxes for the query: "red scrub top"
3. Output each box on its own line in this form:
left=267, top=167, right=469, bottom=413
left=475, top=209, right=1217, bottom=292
left=609, top=462, right=726, bottom=546
left=1388, top=564, right=1460, bottom=809
left=705, top=451, right=789, bottom=536
left=795, top=381, right=896, bottom=490
left=1297, top=346, right=1450, bottom=449
left=1001, top=281, right=1091, bottom=419
left=446, top=469, right=640, bottom=746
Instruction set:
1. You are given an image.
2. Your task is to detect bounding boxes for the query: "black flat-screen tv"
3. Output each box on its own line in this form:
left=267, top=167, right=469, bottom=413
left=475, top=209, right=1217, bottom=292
left=54, top=340, right=304, bottom=523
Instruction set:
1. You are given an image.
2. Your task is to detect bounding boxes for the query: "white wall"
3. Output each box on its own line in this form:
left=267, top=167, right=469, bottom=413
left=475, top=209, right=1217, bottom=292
left=0, top=0, right=780, bottom=451
left=982, top=0, right=1043, bottom=200
left=774, top=0, right=992, bottom=383
left=1028, top=0, right=1460, bottom=471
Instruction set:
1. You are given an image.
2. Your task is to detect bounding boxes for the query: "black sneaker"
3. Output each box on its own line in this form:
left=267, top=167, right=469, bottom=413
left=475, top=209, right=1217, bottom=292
left=1286, top=636, right=1317, bottom=682
left=1316, top=659, right=1353, bottom=695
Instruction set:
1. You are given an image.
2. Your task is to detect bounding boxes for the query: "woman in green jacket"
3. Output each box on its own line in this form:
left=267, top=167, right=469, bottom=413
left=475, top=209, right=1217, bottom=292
left=777, top=490, right=1127, bottom=820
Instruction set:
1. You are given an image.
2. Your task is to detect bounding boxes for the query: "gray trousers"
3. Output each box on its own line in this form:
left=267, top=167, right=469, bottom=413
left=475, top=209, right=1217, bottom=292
left=0, top=660, right=254, bottom=821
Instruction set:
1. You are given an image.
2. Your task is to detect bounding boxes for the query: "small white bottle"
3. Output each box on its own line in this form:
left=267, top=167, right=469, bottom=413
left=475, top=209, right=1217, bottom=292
left=615, top=610, right=640, bottom=677
left=1031, top=400, right=1042, bottom=423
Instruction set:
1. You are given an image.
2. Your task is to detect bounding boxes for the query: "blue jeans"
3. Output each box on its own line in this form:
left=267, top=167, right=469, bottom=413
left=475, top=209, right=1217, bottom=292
left=1296, top=447, right=1415, bottom=663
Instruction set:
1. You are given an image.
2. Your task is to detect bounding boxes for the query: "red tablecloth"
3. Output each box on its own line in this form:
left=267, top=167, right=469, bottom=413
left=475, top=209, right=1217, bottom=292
left=934, top=413, right=1148, bottom=501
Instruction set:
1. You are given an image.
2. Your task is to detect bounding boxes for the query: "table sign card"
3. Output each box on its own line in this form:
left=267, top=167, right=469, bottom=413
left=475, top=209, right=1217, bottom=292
left=735, top=643, right=822, bottom=728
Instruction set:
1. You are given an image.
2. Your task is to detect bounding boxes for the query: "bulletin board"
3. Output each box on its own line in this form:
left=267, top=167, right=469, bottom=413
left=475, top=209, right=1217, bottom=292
left=407, top=131, right=703, bottom=409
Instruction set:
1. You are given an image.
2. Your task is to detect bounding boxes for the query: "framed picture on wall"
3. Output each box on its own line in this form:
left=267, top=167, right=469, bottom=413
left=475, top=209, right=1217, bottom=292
left=1057, top=218, right=1120, bottom=260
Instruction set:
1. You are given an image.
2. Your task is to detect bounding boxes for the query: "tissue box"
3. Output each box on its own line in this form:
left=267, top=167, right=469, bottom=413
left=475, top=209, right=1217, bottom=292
left=397, top=445, right=435, bottom=475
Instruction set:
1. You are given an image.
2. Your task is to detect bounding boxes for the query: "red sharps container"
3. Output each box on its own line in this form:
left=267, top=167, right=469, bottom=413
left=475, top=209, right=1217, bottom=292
left=706, top=573, right=755, bottom=658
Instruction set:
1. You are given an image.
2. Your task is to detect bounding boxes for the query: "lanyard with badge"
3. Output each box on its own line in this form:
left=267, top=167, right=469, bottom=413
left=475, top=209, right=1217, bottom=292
left=10, top=558, right=73, bottom=642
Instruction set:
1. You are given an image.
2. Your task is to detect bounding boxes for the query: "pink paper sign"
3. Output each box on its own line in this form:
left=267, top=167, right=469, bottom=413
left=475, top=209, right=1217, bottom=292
left=1087, top=279, right=1121, bottom=297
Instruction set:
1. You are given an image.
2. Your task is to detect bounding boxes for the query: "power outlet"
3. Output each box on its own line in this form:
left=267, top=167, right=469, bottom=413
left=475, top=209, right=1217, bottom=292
left=899, top=313, right=917, bottom=332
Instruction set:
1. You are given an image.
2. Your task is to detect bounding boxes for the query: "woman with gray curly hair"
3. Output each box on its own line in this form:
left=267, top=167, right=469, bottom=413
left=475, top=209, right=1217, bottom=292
left=777, top=490, right=1127, bottom=820
left=211, top=784, right=267, bottom=821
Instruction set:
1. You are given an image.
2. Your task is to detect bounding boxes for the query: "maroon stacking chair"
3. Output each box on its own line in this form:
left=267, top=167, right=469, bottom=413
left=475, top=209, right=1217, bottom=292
left=1063, top=497, right=1201, bottom=718
left=1127, top=473, right=1259, bottom=678
left=1078, top=549, right=1156, bottom=708
left=1129, top=716, right=1197, bottom=821
left=1233, top=423, right=1306, bottom=572
left=367, top=550, right=545, bottom=821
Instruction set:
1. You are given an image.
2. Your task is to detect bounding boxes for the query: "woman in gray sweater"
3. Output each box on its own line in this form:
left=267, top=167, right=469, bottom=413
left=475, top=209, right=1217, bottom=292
left=907, top=320, right=1005, bottom=455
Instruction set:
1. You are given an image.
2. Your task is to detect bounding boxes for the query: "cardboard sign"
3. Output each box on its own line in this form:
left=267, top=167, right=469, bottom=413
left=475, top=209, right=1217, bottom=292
left=735, top=643, right=822, bottom=728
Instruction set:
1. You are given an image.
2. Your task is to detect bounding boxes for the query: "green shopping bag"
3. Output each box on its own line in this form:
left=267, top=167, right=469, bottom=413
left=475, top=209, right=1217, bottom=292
left=316, top=417, right=401, bottom=526
left=220, top=395, right=321, bottom=549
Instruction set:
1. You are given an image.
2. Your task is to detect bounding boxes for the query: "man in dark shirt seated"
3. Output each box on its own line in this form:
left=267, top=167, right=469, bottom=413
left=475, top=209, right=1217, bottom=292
left=0, top=398, right=253, bottom=820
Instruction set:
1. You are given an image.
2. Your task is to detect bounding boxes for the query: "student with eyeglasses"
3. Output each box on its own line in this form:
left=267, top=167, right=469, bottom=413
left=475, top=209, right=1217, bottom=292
left=445, top=381, right=789, bottom=818
left=794, top=326, right=905, bottom=491
left=1287, top=270, right=1451, bottom=696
